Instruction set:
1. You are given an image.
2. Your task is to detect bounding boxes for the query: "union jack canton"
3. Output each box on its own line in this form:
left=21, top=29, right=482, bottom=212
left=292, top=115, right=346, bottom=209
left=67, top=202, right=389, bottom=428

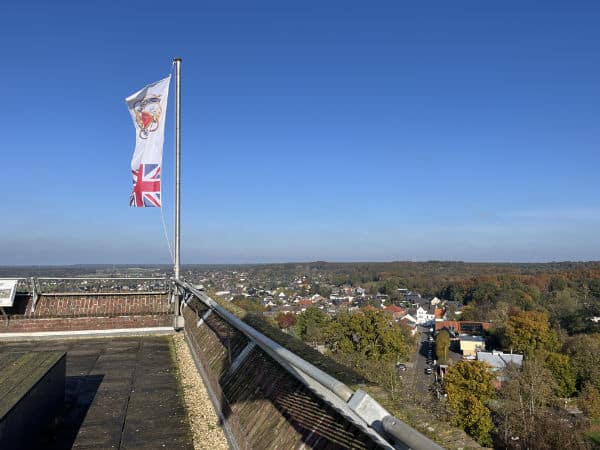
left=130, top=163, right=161, bottom=207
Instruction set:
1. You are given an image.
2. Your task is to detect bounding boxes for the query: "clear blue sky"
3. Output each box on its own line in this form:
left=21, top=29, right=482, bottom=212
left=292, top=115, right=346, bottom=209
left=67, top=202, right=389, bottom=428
left=1, top=1, right=599, bottom=264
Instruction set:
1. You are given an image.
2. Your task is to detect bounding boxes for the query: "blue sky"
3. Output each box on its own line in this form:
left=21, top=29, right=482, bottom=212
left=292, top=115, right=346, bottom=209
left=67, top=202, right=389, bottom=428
left=1, top=1, right=599, bottom=264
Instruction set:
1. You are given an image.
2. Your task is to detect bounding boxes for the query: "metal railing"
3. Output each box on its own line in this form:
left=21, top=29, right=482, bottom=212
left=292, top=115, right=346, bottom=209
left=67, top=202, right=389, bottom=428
left=2, top=277, right=170, bottom=312
left=175, top=279, right=444, bottom=450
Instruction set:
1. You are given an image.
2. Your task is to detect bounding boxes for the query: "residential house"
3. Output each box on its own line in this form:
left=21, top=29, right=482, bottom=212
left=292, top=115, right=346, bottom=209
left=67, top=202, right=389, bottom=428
left=383, top=304, right=406, bottom=321
left=435, top=320, right=491, bottom=334
left=404, top=292, right=423, bottom=305
left=399, top=313, right=418, bottom=335
left=375, top=293, right=389, bottom=303
left=477, top=350, right=524, bottom=387
left=415, top=306, right=435, bottom=325
left=459, top=335, right=486, bottom=359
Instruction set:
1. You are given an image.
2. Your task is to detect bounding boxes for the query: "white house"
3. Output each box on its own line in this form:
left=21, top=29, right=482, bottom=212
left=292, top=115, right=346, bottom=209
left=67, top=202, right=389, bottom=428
left=415, top=306, right=435, bottom=325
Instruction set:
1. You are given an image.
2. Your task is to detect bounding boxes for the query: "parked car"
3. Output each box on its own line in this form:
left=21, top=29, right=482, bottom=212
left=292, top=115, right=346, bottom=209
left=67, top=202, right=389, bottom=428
left=396, top=363, right=407, bottom=372
left=425, top=367, right=433, bottom=375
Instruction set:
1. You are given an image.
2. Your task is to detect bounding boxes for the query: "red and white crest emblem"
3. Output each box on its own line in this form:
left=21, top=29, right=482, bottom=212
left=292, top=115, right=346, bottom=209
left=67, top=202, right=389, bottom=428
left=134, top=96, right=162, bottom=139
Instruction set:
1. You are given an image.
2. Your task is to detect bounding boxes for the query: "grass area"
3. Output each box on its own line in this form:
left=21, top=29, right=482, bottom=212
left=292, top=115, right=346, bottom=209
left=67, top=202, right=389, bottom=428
left=587, top=431, right=600, bottom=445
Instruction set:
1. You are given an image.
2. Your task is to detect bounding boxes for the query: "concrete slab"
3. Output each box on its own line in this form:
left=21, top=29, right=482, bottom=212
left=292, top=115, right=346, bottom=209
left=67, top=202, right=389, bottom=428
left=0, top=336, right=193, bottom=450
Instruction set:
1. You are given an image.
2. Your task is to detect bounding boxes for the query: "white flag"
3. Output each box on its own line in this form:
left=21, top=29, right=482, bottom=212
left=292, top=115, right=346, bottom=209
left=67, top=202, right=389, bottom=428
left=126, top=75, right=171, bottom=207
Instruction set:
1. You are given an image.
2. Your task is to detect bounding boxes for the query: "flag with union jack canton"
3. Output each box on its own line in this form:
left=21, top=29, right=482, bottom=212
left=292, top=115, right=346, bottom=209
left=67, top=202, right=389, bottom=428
left=125, top=76, right=171, bottom=207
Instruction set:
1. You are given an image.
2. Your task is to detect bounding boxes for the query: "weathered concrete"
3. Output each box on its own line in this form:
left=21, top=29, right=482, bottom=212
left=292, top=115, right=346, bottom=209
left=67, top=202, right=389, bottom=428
left=0, top=336, right=193, bottom=450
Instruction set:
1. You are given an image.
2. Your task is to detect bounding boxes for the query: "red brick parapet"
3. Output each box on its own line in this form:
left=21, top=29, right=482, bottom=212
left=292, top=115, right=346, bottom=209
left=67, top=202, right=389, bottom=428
left=0, top=293, right=172, bottom=334
left=6, top=293, right=171, bottom=318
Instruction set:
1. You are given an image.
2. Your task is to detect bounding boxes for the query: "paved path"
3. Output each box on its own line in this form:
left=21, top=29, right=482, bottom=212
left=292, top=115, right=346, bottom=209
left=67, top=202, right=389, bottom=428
left=409, top=326, right=435, bottom=396
left=0, top=336, right=193, bottom=450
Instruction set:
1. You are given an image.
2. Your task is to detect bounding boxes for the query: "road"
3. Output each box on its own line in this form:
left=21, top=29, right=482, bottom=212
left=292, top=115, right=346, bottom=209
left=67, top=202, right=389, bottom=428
left=408, top=325, right=435, bottom=395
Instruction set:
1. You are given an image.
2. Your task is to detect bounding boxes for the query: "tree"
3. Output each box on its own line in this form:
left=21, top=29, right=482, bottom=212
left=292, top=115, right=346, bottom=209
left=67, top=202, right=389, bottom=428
left=494, top=357, right=553, bottom=448
left=326, top=309, right=410, bottom=362
left=578, top=382, right=600, bottom=420
left=564, top=333, right=600, bottom=390
left=231, top=296, right=265, bottom=314
left=544, top=351, right=576, bottom=398
left=276, top=312, right=297, bottom=330
left=444, top=360, right=495, bottom=445
left=460, top=303, right=481, bottom=321
left=435, top=329, right=450, bottom=364
left=503, top=310, right=559, bottom=355
left=295, top=308, right=330, bottom=343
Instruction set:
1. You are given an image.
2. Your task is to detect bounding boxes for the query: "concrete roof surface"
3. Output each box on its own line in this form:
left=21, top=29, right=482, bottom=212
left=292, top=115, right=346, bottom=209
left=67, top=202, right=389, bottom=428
left=0, top=336, right=193, bottom=450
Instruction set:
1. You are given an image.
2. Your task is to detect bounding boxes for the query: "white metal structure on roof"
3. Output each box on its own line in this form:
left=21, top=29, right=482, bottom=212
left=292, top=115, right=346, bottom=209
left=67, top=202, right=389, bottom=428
left=0, top=279, right=19, bottom=308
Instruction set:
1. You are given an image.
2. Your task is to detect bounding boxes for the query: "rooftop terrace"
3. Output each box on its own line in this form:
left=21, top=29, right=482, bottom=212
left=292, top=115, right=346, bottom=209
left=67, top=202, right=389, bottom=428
left=0, top=336, right=194, bottom=450
left=0, top=278, right=447, bottom=449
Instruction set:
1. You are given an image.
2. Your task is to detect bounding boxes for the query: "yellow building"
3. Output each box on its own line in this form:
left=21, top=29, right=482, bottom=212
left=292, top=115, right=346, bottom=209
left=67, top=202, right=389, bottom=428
left=459, top=335, right=485, bottom=359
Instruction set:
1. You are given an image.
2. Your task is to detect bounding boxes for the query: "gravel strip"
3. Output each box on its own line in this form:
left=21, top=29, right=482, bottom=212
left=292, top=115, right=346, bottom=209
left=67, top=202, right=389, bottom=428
left=173, top=333, right=229, bottom=450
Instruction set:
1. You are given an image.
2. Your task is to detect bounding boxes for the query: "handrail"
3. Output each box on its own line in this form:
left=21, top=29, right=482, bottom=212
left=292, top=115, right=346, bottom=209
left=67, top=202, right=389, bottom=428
left=175, top=280, right=354, bottom=401
left=3, top=277, right=169, bottom=311
left=35, top=277, right=167, bottom=281
left=175, top=280, right=445, bottom=450
left=0, top=277, right=167, bottom=281
left=39, top=291, right=168, bottom=297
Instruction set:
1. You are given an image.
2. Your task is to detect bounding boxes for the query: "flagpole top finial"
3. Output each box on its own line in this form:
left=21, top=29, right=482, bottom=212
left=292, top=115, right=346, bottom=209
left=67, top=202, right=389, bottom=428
left=173, top=57, right=182, bottom=62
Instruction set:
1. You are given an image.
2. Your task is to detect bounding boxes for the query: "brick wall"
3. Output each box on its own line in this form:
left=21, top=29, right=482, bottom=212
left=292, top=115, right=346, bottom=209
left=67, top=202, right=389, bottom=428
left=7, top=293, right=170, bottom=318
left=3, top=316, right=171, bottom=333
left=0, top=293, right=172, bottom=333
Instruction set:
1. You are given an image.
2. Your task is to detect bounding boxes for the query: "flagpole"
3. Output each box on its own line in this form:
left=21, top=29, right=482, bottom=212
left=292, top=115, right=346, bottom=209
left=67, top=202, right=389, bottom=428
left=174, top=57, right=182, bottom=280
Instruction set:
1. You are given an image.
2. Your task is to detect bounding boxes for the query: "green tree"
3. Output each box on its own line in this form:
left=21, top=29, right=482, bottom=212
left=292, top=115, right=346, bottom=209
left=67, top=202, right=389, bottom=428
left=326, top=309, right=410, bottom=362
left=295, top=307, right=330, bottom=343
left=503, top=310, right=559, bottom=355
left=544, top=351, right=576, bottom=398
left=460, top=303, right=480, bottom=321
left=444, top=360, right=495, bottom=445
left=435, top=329, right=450, bottom=364
left=564, top=333, right=600, bottom=390
left=231, top=296, right=265, bottom=314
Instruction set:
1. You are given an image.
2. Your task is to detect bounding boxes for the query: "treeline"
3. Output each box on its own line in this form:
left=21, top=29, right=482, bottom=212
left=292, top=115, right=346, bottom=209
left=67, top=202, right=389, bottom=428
left=439, top=273, right=600, bottom=335
left=239, top=260, right=600, bottom=300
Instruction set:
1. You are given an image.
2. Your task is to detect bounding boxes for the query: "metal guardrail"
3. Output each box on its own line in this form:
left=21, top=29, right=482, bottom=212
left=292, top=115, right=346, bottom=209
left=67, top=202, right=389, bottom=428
left=175, top=280, right=444, bottom=450
left=1, top=277, right=170, bottom=313
left=34, top=277, right=167, bottom=281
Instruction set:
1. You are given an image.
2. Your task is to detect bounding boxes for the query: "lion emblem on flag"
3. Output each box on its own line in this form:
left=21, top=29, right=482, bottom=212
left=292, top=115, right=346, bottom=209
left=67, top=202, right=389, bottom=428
left=134, top=96, right=162, bottom=139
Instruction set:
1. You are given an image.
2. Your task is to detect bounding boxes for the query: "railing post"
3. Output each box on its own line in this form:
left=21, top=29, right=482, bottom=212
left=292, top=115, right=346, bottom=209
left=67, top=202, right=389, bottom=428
left=172, top=280, right=184, bottom=330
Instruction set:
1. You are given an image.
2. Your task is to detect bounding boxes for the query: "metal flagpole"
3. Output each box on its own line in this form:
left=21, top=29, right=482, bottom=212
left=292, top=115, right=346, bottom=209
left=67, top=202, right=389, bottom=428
left=174, top=57, right=182, bottom=281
